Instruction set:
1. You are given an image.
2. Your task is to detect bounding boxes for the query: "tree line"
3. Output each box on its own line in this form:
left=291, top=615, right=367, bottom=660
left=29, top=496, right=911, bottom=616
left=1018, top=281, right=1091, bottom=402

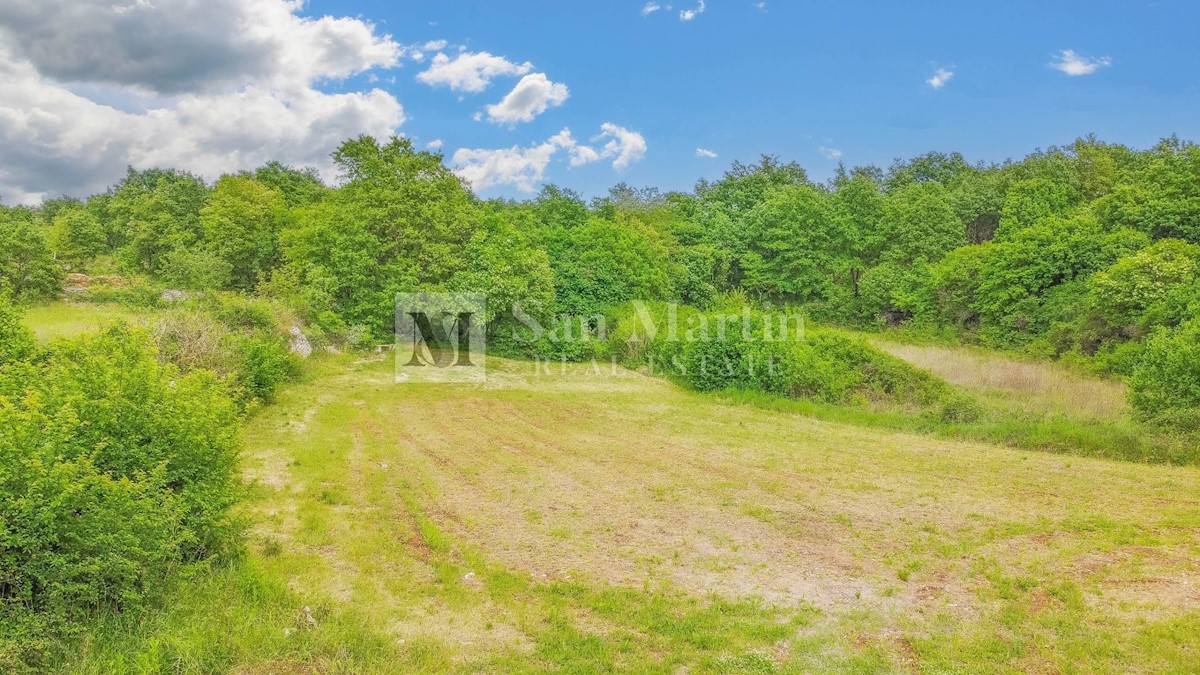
left=2, top=134, right=1199, bottom=427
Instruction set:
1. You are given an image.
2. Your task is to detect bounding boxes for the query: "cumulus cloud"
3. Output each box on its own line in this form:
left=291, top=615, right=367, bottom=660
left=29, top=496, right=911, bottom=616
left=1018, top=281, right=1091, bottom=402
left=452, top=131, right=576, bottom=191
left=452, top=124, right=647, bottom=192
left=0, top=0, right=405, bottom=203
left=926, top=67, right=954, bottom=90
left=417, top=51, right=533, bottom=93
left=485, top=73, right=570, bottom=124
left=819, top=146, right=843, bottom=160
left=642, top=2, right=666, bottom=16
left=0, top=0, right=401, bottom=95
left=426, top=139, right=444, bottom=150
left=696, top=148, right=718, bottom=158
left=596, top=123, right=648, bottom=170
left=1050, top=50, right=1112, bottom=76
left=680, top=0, right=706, bottom=21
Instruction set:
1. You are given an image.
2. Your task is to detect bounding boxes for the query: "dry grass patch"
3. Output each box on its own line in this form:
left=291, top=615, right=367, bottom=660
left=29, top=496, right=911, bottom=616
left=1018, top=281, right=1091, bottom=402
left=870, top=340, right=1128, bottom=419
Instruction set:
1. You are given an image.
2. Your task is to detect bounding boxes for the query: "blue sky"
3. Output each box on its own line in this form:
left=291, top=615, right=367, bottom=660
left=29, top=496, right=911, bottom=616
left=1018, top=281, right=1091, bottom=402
left=1, top=0, right=1197, bottom=203
left=318, top=0, right=1200, bottom=196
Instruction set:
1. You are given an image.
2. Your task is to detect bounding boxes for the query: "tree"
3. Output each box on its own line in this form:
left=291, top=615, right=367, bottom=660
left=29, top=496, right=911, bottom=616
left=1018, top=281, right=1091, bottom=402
left=741, top=184, right=847, bottom=302
left=107, top=168, right=209, bottom=273
left=546, top=216, right=677, bottom=317
left=995, top=177, right=1079, bottom=240
left=50, top=206, right=106, bottom=268
left=879, top=182, right=963, bottom=265
left=447, top=209, right=555, bottom=336
left=200, top=175, right=284, bottom=289
left=1089, top=239, right=1200, bottom=330
left=972, top=215, right=1149, bottom=343
left=277, top=136, right=482, bottom=335
left=832, top=172, right=886, bottom=295
left=884, top=151, right=974, bottom=192
left=0, top=206, right=61, bottom=301
left=251, top=161, right=326, bottom=208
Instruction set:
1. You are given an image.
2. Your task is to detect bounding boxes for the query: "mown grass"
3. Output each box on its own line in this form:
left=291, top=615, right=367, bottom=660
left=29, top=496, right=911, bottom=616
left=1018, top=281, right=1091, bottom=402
left=21, top=304, right=1200, bottom=673
left=58, top=353, right=1200, bottom=673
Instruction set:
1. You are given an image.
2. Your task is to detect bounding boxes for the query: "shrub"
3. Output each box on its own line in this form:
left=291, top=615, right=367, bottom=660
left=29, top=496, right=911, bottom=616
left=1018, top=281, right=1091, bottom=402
left=0, top=294, right=35, bottom=366
left=229, top=335, right=302, bottom=404
left=1129, top=320, right=1200, bottom=430
left=160, top=248, right=233, bottom=291
left=0, top=323, right=242, bottom=667
left=607, top=304, right=972, bottom=413
left=151, top=308, right=300, bottom=405
left=200, top=294, right=281, bottom=333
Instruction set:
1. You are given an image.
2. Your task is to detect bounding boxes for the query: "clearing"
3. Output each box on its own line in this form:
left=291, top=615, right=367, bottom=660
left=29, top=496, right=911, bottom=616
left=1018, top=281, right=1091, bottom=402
left=170, top=356, right=1200, bottom=670
left=33, top=304, right=1195, bottom=673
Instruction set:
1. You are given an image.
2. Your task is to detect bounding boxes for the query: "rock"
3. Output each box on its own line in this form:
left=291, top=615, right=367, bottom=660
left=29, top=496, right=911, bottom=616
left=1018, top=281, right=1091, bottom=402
left=303, top=606, right=317, bottom=628
left=289, top=326, right=313, bottom=358
left=160, top=289, right=189, bottom=302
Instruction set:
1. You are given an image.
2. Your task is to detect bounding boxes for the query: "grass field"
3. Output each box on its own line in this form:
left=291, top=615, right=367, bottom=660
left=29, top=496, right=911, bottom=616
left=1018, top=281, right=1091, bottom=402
left=57, top=348, right=1200, bottom=673
left=20, top=301, right=155, bottom=341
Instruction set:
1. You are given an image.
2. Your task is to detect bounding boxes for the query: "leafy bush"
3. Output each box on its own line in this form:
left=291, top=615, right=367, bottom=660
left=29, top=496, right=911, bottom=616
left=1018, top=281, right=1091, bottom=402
left=160, top=248, right=233, bottom=291
left=0, top=294, right=35, bottom=366
left=1129, top=320, right=1200, bottom=430
left=229, top=335, right=302, bottom=404
left=608, top=304, right=974, bottom=415
left=151, top=308, right=300, bottom=405
left=0, top=323, right=242, bottom=667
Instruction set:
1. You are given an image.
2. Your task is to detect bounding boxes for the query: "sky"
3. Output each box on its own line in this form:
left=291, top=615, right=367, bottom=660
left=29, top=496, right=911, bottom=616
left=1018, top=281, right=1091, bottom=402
left=1, top=0, right=1199, bottom=204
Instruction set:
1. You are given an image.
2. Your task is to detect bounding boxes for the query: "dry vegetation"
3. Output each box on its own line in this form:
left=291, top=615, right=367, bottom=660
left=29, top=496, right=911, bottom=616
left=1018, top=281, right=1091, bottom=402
left=870, top=339, right=1130, bottom=420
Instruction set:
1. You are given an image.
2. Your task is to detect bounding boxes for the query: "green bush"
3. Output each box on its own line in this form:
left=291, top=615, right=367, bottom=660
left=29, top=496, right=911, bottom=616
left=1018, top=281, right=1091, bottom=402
left=608, top=305, right=972, bottom=413
left=1129, top=320, right=1200, bottom=430
left=230, top=335, right=302, bottom=404
left=0, top=294, right=35, bottom=366
left=160, top=249, right=233, bottom=291
left=82, top=278, right=164, bottom=308
left=0, top=323, right=242, bottom=667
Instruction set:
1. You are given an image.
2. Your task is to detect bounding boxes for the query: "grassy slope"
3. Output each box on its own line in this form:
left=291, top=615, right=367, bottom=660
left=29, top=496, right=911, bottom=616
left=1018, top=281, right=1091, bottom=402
left=58, top=349, right=1200, bottom=673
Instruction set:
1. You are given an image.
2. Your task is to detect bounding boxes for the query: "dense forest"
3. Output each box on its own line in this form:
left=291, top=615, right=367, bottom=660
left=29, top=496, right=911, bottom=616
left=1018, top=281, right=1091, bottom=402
left=3, top=134, right=1198, bottom=428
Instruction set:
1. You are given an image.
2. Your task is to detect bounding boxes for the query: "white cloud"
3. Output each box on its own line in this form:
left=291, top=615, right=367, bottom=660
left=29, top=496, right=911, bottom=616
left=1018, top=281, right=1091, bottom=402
left=452, top=124, right=647, bottom=192
left=642, top=2, right=664, bottom=15
left=1050, top=50, right=1112, bottom=76
left=417, top=51, right=533, bottom=93
left=426, top=139, right=444, bottom=150
left=696, top=147, right=718, bottom=158
left=0, top=0, right=406, bottom=204
left=485, top=73, right=569, bottom=124
left=680, top=0, right=706, bottom=21
left=452, top=131, right=576, bottom=192
left=819, top=146, right=843, bottom=160
left=753, top=2, right=767, bottom=10
left=595, top=123, right=648, bottom=170
left=926, top=67, right=954, bottom=90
